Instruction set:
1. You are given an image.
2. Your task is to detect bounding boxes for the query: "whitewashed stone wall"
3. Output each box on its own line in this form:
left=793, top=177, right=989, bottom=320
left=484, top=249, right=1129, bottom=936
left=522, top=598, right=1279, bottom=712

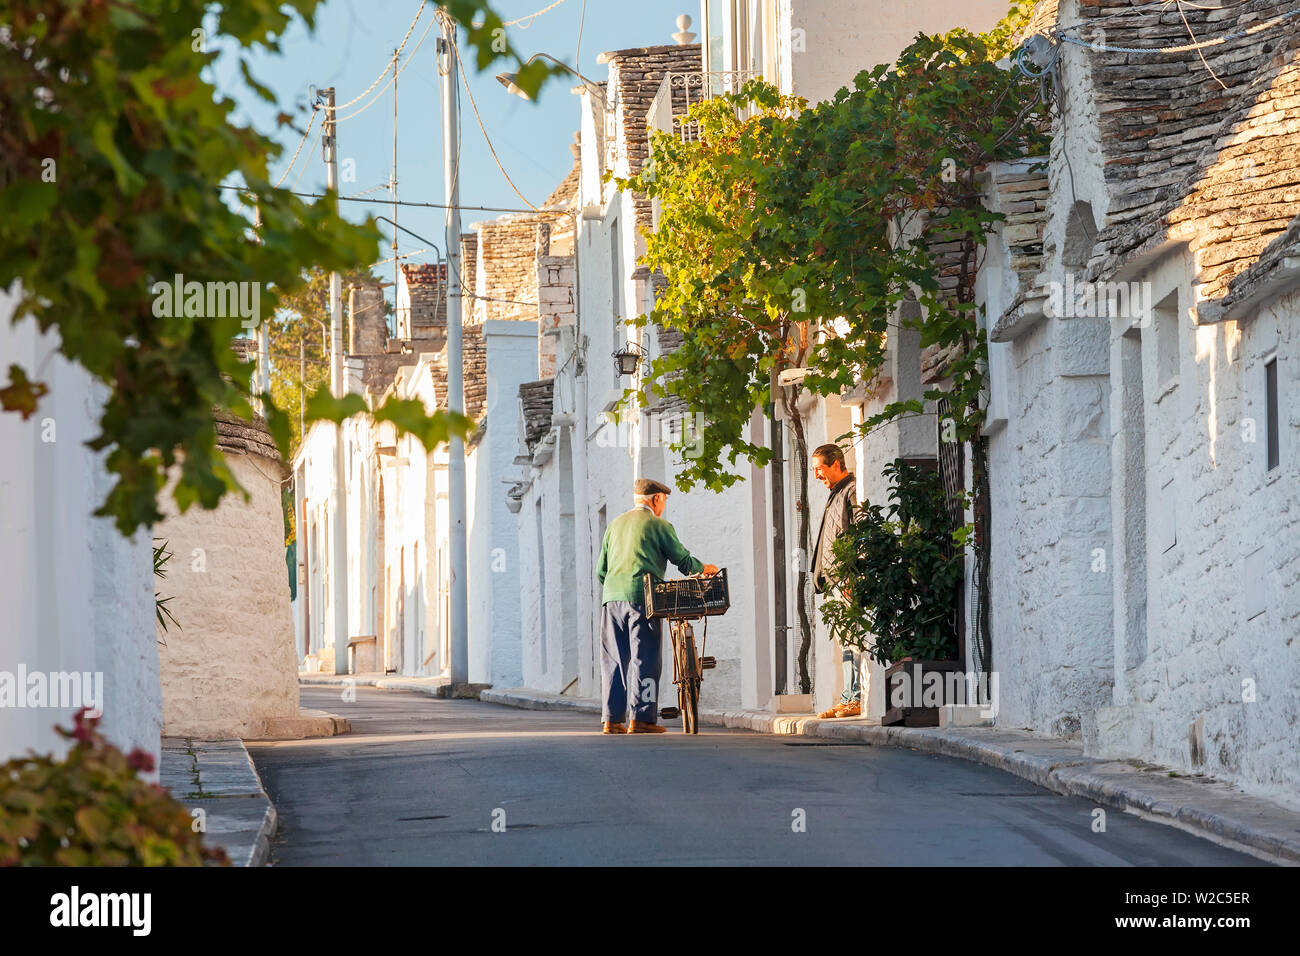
left=985, top=0, right=1117, bottom=738
left=776, top=0, right=1011, bottom=104
left=1096, top=268, right=1300, bottom=808
left=983, top=0, right=1300, bottom=810
left=0, top=297, right=159, bottom=768
left=156, top=453, right=298, bottom=738
left=467, top=321, right=538, bottom=688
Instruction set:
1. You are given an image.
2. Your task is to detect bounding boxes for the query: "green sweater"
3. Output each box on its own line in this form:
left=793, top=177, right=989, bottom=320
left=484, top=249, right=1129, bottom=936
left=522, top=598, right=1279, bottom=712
left=596, top=505, right=704, bottom=605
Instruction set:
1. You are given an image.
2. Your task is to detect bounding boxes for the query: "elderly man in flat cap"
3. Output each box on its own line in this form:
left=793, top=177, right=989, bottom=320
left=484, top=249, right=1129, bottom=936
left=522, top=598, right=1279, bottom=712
left=595, top=478, right=718, bottom=734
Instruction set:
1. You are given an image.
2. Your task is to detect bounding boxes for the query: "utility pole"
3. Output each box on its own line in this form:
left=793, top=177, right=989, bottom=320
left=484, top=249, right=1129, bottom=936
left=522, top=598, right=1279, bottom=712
left=392, top=47, right=400, bottom=314
left=438, top=10, right=468, bottom=685
left=299, top=335, right=306, bottom=440
left=252, top=204, right=269, bottom=414
left=323, top=86, right=351, bottom=676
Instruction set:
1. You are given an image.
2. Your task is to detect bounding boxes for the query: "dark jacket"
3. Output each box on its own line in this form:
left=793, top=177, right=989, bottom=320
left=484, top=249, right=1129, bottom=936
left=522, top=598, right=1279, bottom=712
left=813, top=472, right=856, bottom=594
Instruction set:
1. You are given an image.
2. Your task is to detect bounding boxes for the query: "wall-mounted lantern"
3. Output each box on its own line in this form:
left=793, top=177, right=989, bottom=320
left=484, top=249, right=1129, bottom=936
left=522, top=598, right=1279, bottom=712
left=613, top=341, right=647, bottom=378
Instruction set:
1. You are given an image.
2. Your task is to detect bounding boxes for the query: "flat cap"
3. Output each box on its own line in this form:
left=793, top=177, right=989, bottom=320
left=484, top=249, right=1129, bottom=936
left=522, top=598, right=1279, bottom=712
left=634, top=477, right=672, bottom=496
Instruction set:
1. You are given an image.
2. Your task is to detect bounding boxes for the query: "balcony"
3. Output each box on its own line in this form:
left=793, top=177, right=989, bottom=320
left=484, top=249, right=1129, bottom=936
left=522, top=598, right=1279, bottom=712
left=647, top=69, right=760, bottom=143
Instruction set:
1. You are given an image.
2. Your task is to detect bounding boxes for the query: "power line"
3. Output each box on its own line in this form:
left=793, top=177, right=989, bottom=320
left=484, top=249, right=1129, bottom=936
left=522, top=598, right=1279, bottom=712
left=1054, top=5, right=1300, bottom=54
left=289, top=120, right=325, bottom=190
left=1172, top=0, right=1228, bottom=91
left=217, top=182, right=578, bottom=218
left=329, top=1, right=428, bottom=113
left=335, top=13, right=438, bottom=123
left=452, top=35, right=540, bottom=211
left=273, top=109, right=320, bottom=188
left=502, top=0, right=567, bottom=28
left=575, top=0, right=587, bottom=68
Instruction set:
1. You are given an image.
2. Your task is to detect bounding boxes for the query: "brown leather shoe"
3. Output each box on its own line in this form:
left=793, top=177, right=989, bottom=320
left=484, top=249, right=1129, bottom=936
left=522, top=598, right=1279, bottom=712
left=602, top=722, right=628, bottom=734
left=837, top=701, right=862, bottom=717
left=627, top=720, right=667, bottom=734
left=817, top=706, right=841, bottom=718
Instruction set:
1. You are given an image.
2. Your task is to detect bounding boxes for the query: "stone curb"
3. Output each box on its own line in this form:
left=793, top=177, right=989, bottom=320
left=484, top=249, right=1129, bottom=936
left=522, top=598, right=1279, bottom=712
left=480, top=688, right=1300, bottom=865
left=160, top=738, right=277, bottom=867
left=298, top=674, right=489, bottom=699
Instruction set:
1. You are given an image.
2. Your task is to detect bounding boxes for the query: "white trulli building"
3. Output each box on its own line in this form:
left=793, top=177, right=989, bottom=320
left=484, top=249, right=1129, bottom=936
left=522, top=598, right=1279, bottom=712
left=155, top=408, right=299, bottom=738
left=984, top=0, right=1300, bottom=807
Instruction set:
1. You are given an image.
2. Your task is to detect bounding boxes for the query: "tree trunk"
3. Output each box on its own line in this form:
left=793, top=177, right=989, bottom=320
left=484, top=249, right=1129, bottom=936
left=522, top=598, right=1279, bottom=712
left=782, top=385, right=813, bottom=695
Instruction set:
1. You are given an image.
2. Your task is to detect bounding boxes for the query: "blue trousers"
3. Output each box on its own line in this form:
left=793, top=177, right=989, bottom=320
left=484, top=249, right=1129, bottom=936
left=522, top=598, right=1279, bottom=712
left=600, top=601, right=663, bottom=724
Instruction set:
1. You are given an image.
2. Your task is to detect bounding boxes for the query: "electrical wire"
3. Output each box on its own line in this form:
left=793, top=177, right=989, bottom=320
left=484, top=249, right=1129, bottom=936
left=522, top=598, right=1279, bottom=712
left=334, top=13, right=438, bottom=123
left=574, top=0, right=587, bottom=68
left=452, top=35, right=541, bottom=211
left=273, top=109, right=319, bottom=188
left=289, top=120, right=325, bottom=191
left=502, top=0, right=567, bottom=28
left=1054, top=5, right=1300, bottom=54
left=218, top=181, right=574, bottom=216
left=347, top=182, right=392, bottom=198
left=329, top=1, right=427, bottom=113
left=1171, top=0, right=1228, bottom=90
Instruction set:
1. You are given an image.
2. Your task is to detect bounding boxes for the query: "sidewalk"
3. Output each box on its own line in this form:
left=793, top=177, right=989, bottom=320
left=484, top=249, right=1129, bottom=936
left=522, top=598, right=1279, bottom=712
left=480, top=687, right=1300, bottom=866
left=159, top=738, right=276, bottom=867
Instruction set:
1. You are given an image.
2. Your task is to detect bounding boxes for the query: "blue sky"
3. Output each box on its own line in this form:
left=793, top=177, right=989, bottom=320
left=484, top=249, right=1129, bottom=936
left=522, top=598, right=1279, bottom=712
left=214, top=0, right=693, bottom=289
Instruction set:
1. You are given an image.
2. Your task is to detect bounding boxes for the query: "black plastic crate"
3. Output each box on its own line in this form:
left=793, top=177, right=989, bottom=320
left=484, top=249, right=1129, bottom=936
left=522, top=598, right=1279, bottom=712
left=642, top=569, right=730, bottom=620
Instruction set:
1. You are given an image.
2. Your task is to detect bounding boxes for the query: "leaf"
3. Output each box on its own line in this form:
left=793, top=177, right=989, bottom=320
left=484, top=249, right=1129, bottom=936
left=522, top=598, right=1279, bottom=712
left=0, top=181, right=59, bottom=228
left=0, top=366, right=49, bottom=420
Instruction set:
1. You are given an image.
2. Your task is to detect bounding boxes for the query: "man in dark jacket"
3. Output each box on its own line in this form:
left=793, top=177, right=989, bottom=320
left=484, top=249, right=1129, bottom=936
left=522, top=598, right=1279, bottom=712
left=810, top=443, right=861, bottom=719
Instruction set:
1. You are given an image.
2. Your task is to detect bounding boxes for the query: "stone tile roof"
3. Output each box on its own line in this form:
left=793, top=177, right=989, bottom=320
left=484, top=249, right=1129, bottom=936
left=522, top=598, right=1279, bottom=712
left=460, top=233, right=477, bottom=304
left=603, top=43, right=702, bottom=231
left=414, top=323, right=487, bottom=424
left=214, top=408, right=282, bottom=464
left=1214, top=214, right=1300, bottom=318
left=518, top=378, right=554, bottom=449
left=230, top=337, right=257, bottom=364
left=463, top=323, right=486, bottom=421
left=921, top=162, right=1051, bottom=382
left=543, top=160, right=580, bottom=209
left=1077, top=0, right=1300, bottom=307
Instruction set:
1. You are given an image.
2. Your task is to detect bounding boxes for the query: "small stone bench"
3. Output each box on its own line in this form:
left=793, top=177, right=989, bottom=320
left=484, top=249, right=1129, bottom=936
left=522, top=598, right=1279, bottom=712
left=348, top=635, right=378, bottom=674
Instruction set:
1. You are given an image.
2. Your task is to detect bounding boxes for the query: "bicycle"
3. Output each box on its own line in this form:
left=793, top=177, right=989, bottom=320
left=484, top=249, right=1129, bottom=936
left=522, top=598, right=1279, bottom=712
left=642, top=569, right=729, bottom=735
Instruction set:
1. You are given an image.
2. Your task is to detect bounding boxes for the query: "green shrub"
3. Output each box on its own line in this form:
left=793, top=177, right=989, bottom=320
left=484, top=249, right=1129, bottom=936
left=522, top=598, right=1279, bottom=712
left=819, top=459, right=966, bottom=665
left=0, top=709, right=228, bottom=866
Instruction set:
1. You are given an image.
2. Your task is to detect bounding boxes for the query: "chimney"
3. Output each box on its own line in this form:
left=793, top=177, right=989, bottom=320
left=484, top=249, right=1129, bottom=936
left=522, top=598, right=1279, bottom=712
left=348, top=283, right=388, bottom=355
left=398, top=263, right=449, bottom=345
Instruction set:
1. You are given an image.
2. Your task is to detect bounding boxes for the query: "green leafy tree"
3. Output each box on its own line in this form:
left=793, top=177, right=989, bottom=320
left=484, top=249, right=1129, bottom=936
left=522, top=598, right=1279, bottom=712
left=0, top=0, right=559, bottom=535
left=264, top=265, right=379, bottom=456
left=620, top=5, right=1047, bottom=687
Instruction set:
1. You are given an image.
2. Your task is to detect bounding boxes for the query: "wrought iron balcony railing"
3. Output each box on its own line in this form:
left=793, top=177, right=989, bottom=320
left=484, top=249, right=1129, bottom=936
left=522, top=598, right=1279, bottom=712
left=647, top=69, right=760, bottom=143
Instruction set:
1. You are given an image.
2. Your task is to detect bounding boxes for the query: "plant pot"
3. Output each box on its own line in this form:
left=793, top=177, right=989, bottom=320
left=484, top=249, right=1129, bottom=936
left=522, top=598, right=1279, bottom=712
left=881, top=659, right=964, bottom=727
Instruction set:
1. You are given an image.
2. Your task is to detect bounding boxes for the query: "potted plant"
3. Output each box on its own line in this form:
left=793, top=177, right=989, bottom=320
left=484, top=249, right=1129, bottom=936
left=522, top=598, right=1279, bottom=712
left=819, top=458, right=968, bottom=726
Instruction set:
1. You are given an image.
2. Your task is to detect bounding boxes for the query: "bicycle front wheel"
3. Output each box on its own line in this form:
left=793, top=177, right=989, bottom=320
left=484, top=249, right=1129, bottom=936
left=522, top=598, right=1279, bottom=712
left=683, top=678, right=700, bottom=734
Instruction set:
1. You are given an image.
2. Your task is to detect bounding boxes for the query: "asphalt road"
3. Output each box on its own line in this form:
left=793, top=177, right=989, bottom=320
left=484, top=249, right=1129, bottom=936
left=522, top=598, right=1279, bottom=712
left=247, top=686, right=1263, bottom=866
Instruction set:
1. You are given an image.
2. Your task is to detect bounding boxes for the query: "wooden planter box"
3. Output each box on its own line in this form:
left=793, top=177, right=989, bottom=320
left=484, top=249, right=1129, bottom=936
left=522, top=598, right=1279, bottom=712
left=882, top=659, right=964, bottom=727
